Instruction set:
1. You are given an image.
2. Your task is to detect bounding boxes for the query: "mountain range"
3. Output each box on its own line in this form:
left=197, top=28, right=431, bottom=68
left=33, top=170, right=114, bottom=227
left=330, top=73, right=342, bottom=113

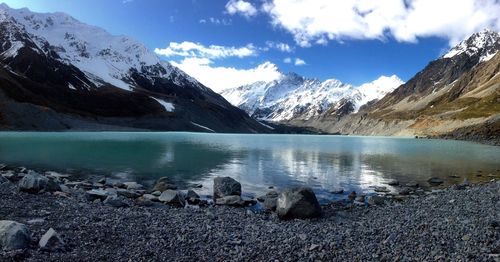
left=221, top=73, right=403, bottom=122
left=0, top=4, right=498, bottom=144
left=0, top=3, right=269, bottom=132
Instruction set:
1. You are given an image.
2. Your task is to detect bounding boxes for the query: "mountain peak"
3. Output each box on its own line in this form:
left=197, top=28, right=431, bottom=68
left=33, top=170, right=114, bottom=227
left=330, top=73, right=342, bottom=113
left=443, top=29, right=500, bottom=61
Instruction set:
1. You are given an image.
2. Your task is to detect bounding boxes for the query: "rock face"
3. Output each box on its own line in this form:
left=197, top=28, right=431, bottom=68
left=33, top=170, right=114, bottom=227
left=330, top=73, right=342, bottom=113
left=276, top=187, right=322, bottom=219
left=213, top=177, right=241, bottom=199
left=0, top=220, right=31, bottom=251
left=19, top=171, right=60, bottom=193
left=39, top=228, right=65, bottom=251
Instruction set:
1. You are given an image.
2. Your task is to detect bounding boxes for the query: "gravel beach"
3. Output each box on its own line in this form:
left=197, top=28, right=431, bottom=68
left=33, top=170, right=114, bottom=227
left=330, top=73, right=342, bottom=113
left=0, top=171, right=499, bottom=261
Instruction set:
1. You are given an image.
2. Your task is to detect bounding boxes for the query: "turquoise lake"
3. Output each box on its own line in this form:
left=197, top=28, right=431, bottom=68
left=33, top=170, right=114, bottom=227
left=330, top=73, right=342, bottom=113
left=0, top=132, right=499, bottom=201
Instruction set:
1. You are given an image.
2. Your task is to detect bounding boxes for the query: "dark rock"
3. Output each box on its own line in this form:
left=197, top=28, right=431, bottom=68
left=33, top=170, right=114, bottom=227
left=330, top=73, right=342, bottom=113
left=373, top=186, right=390, bottom=193
left=330, top=188, right=344, bottom=194
left=186, top=189, right=200, bottom=199
left=39, top=228, right=65, bottom=251
left=355, top=195, right=365, bottom=202
left=19, top=171, right=60, bottom=193
left=387, top=179, right=399, bottom=186
left=348, top=191, right=357, bottom=200
left=159, top=190, right=185, bottom=206
left=97, top=177, right=106, bottom=184
left=116, top=188, right=142, bottom=199
left=368, top=196, right=385, bottom=206
left=152, top=177, right=177, bottom=192
left=398, top=188, right=412, bottom=195
left=427, top=177, right=444, bottom=185
left=103, top=196, right=129, bottom=208
left=213, top=177, right=241, bottom=199
left=0, top=221, right=31, bottom=251
left=405, top=182, right=419, bottom=187
left=85, top=189, right=115, bottom=201
left=263, top=196, right=278, bottom=211
left=276, top=187, right=322, bottom=219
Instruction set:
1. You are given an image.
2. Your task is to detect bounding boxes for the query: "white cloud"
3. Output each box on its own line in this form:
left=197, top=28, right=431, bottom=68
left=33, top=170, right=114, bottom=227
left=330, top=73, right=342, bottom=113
left=122, top=0, right=133, bottom=3
left=199, top=19, right=207, bottom=24
left=261, top=0, right=500, bottom=46
left=265, top=41, right=293, bottom=52
left=171, top=58, right=282, bottom=92
left=294, top=58, right=306, bottom=66
left=226, top=0, right=258, bottom=18
left=155, top=41, right=257, bottom=59
left=283, top=57, right=292, bottom=63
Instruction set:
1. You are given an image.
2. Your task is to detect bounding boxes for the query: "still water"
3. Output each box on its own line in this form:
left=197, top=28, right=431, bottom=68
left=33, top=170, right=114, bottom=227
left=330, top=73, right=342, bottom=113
left=0, top=132, right=498, bottom=201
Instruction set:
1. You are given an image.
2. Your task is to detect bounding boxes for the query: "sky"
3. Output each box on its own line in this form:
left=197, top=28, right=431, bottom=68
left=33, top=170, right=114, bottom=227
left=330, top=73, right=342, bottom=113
left=2, top=0, right=499, bottom=92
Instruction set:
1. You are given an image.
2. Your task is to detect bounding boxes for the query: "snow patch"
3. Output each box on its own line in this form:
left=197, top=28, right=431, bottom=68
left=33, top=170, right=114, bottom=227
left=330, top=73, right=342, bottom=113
left=191, top=122, right=215, bottom=133
left=151, top=97, right=175, bottom=112
left=68, top=83, right=76, bottom=90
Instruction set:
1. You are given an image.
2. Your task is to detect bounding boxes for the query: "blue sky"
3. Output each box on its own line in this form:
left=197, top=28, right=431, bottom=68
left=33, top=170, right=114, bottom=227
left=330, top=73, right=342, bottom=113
left=2, top=0, right=499, bottom=91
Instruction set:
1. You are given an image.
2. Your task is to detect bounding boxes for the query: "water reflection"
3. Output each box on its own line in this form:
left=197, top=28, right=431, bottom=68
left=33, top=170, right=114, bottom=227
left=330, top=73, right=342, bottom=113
left=0, top=132, right=499, bottom=202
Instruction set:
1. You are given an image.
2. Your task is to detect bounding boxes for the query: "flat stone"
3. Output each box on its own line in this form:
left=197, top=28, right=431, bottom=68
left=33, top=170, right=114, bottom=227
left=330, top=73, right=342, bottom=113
left=116, top=188, right=142, bottom=198
left=86, top=189, right=116, bottom=201
left=39, top=228, right=65, bottom=251
left=374, top=186, right=390, bottom=193
left=215, top=195, right=245, bottom=206
left=427, top=177, right=444, bottom=185
left=330, top=188, right=344, bottom=194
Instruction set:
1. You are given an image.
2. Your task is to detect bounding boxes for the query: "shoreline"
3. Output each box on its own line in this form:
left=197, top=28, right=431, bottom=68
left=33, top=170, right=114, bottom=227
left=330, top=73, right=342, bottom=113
left=1, top=166, right=499, bottom=261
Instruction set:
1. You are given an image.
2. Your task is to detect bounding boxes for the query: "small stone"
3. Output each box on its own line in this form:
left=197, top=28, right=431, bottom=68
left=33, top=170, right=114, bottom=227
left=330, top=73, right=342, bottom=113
left=0, top=220, right=31, bottom=251
left=215, top=195, right=245, bottom=206
left=27, top=218, right=46, bottom=225
left=330, top=188, right=344, bottom=194
left=462, top=235, right=470, bottom=241
left=123, top=182, right=143, bottom=190
left=348, top=191, right=357, bottom=200
left=39, top=228, right=65, bottom=251
left=116, top=188, right=141, bottom=199
left=399, top=188, right=411, bottom=195
left=374, top=186, right=390, bottom=193
left=142, top=194, right=158, bottom=202
left=387, top=179, right=399, bottom=186
left=97, top=177, right=106, bottom=184
left=103, top=196, right=129, bottom=208
left=405, top=182, right=419, bottom=187
left=309, top=244, right=320, bottom=251
left=355, top=195, right=365, bottom=202
left=368, top=196, right=385, bottom=206
left=151, top=191, right=162, bottom=196
left=86, top=189, right=115, bottom=201
left=427, top=177, right=444, bottom=186
left=186, top=189, right=200, bottom=199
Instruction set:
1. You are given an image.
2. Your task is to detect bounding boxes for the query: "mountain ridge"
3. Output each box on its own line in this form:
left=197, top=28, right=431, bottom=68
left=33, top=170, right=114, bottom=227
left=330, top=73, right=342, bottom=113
left=0, top=4, right=269, bottom=133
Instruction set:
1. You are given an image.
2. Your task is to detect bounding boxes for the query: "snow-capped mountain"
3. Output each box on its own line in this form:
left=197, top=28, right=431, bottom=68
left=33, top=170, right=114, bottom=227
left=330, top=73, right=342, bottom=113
left=0, top=4, right=267, bottom=132
left=221, top=72, right=403, bottom=121
left=0, top=3, right=202, bottom=92
left=443, top=28, right=499, bottom=62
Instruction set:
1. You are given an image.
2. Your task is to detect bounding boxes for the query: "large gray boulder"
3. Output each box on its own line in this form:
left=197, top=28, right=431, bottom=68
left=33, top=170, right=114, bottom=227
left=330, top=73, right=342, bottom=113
left=19, top=171, right=60, bottom=193
left=39, top=228, right=65, bottom=251
left=276, top=187, right=322, bottom=219
left=159, top=190, right=185, bottom=206
left=0, top=221, right=31, bottom=251
left=213, top=177, right=241, bottom=199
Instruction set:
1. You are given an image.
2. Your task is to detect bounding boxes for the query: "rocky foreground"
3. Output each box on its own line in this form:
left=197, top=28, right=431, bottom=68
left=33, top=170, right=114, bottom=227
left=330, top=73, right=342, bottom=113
left=0, top=167, right=499, bottom=261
